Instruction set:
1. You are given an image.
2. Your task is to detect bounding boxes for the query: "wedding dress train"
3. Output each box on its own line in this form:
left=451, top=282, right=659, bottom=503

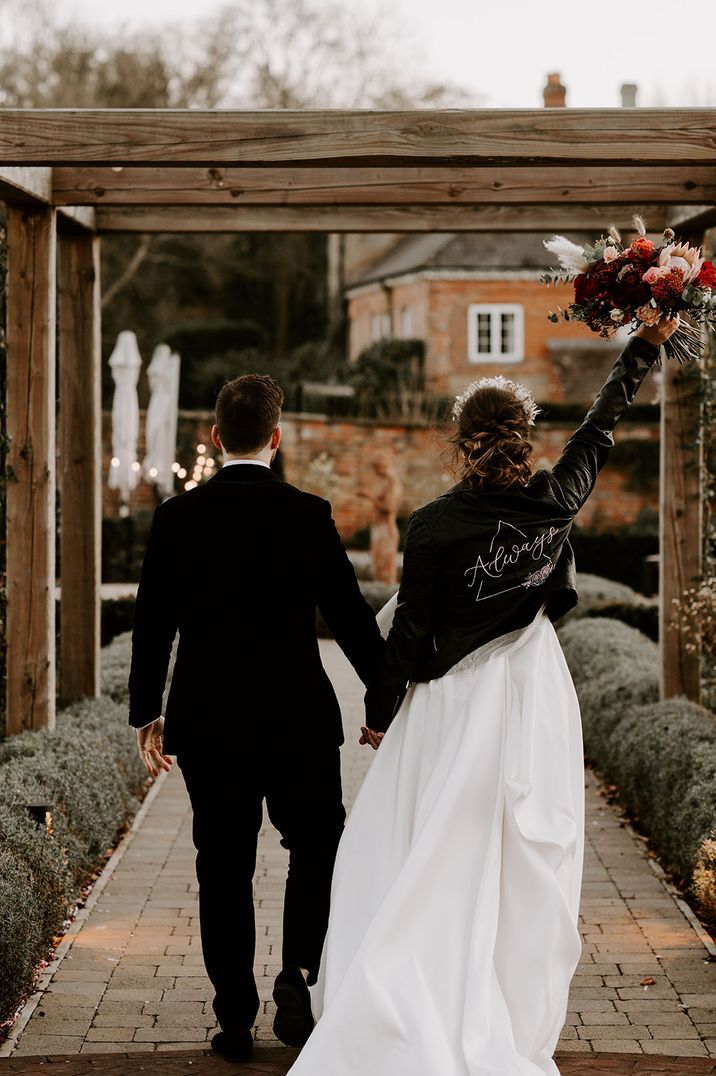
left=288, top=605, right=584, bottom=1076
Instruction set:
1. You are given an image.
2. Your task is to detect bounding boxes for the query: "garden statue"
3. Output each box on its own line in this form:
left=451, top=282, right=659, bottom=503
left=370, top=456, right=402, bottom=585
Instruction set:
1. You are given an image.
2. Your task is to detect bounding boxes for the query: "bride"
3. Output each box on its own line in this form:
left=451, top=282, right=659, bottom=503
left=287, top=317, right=678, bottom=1076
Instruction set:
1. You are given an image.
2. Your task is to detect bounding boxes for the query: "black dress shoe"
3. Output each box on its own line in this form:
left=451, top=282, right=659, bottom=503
left=273, top=965, right=315, bottom=1047
left=210, top=1029, right=254, bottom=1063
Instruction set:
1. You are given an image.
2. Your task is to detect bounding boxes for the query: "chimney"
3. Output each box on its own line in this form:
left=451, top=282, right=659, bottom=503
left=543, top=72, right=566, bottom=108
left=620, top=82, right=638, bottom=107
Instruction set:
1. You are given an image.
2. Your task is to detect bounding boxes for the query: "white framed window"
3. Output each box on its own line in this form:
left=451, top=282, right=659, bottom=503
left=400, top=306, right=413, bottom=338
left=370, top=313, right=392, bottom=342
left=467, top=304, right=524, bottom=363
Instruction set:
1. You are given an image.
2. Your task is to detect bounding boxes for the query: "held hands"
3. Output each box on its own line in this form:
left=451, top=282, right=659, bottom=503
left=136, top=717, right=173, bottom=778
left=360, top=726, right=385, bottom=751
left=636, top=313, right=680, bottom=347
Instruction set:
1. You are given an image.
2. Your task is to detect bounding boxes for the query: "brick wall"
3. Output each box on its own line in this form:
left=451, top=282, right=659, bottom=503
left=103, top=410, right=659, bottom=537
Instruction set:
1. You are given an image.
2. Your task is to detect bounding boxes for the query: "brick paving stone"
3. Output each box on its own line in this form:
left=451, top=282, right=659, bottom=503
left=592, top=1044, right=645, bottom=1056
left=12, top=1038, right=87, bottom=1056
left=6, top=642, right=715, bottom=1069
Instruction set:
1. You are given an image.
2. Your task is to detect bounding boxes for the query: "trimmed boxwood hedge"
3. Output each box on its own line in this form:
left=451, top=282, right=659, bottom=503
left=563, top=573, right=659, bottom=641
left=0, top=634, right=146, bottom=1031
left=558, top=616, right=716, bottom=932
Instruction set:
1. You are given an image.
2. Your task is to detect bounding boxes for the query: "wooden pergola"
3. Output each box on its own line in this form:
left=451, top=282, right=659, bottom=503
left=0, top=108, right=713, bottom=735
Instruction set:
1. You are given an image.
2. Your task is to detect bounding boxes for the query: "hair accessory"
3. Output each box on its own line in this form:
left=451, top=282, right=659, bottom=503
left=452, top=375, right=541, bottom=426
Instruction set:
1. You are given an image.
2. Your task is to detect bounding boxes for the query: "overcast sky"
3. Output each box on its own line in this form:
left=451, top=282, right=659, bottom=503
left=34, top=0, right=716, bottom=108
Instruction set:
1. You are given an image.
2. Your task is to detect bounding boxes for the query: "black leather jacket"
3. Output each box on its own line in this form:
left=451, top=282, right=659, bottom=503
left=364, top=335, right=660, bottom=732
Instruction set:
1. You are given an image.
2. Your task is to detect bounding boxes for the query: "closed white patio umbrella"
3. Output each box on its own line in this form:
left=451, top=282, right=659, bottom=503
left=108, top=330, right=143, bottom=517
left=142, top=343, right=181, bottom=500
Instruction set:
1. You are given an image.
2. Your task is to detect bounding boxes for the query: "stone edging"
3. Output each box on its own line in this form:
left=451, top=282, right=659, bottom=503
left=646, top=855, right=716, bottom=959
left=0, top=770, right=169, bottom=1058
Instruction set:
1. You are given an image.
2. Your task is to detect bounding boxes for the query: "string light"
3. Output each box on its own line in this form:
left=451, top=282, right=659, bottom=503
left=131, top=461, right=141, bottom=473
left=110, top=457, right=120, bottom=468
left=149, top=467, right=158, bottom=478
left=174, top=442, right=219, bottom=494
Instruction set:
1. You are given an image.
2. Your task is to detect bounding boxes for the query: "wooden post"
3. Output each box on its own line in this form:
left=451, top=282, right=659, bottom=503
left=659, top=357, right=703, bottom=702
left=58, top=229, right=101, bottom=703
left=5, top=205, right=57, bottom=733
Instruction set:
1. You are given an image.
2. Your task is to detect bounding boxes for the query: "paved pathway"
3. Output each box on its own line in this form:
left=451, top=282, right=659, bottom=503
left=4, top=642, right=715, bottom=1071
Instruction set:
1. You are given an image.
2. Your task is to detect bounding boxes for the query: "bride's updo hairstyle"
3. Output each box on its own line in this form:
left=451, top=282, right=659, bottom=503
left=450, top=375, right=540, bottom=491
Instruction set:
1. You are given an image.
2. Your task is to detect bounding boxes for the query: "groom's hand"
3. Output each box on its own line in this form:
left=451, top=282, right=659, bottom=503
left=359, top=726, right=385, bottom=750
left=136, top=717, right=173, bottom=778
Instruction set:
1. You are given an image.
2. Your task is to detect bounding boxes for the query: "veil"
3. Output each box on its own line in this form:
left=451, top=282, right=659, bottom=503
left=375, top=592, right=399, bottom=640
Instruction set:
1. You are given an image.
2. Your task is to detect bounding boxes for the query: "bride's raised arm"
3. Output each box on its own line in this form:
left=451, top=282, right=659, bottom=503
left=549, top=318, right=678, bottom=515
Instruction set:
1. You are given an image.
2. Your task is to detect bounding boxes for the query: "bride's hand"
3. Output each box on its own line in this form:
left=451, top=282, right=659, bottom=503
left=636, top=313, right=680, bottom=346
left=360, top=726, right=385, bottom=750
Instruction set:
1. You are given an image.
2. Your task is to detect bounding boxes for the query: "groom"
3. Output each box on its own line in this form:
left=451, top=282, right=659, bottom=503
left=128, top=374, right=384, bottom=1063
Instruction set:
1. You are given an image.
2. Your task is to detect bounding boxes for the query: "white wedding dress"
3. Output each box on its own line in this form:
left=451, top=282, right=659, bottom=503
left=287, top=597, right=584, bottom=1076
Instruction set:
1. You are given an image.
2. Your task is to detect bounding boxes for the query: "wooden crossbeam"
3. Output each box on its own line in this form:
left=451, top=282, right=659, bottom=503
left=1, top=109, right=715, bottom=167
left=57, top=205, right=97, bottom=232
left=0, top=166, right=51, bottom=204
left=5, top=206, right=57, bottom=734
left=666, top=204, right=716, bottom=235
left=52, top=165, right=716, bottom=207
left=94, top=203, right=668, bottom=234
left=58, top=231, right=102, bottom=704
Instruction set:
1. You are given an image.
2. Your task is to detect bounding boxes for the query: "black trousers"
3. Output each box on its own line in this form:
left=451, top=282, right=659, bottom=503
left=178, top=742, right=346, bottom=1033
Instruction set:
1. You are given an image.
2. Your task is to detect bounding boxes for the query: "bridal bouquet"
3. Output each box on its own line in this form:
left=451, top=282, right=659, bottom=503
left=541, top=217, right=716, bottom=363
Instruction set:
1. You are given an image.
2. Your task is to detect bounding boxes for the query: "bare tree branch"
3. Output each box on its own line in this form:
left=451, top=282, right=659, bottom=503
left=101, top=237, right=152, bottom=309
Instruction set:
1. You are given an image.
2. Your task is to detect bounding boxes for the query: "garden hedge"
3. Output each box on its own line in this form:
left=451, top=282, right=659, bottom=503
left=558, top=616, right=716, bottom=931
left=0, top=634, right=146, bottom=1030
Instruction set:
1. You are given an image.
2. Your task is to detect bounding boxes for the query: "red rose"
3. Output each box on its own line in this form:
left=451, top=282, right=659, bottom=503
left=593, top=258, right=622, bottom=286
left=615, top=265, right=651, bottom=308
left=574, top=272, right=601, bottom=303
left=628, top=237, right=656, bottom=262
left=695, top=260, right=716, bottom=288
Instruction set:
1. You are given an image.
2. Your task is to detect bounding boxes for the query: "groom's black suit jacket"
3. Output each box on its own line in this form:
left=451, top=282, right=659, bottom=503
left=128, top=464, right=384, bottom=755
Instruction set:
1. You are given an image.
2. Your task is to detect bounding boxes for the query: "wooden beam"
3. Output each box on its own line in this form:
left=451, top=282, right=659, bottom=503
left=58, top=231, right=102, bottom=704
left=0, top=166, right=52, bottom=205
left=94, top=203, right=667, bottom=234
left=5, top=206, right=57, bottom=733
left=666, top=204, right=716, bottom=236
left=659, top=358, right=703, bottom=703
left=1, top=108, right=715, bottom=167
left=52, top=165, right=716, bottom=207
left=57, top=205, right=96, bottom=232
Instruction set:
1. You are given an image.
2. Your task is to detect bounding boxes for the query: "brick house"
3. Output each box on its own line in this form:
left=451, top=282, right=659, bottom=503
left=344, top=231, right=637, bottom=405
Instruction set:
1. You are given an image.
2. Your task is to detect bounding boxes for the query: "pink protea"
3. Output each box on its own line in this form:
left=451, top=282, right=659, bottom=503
left=658, top=241, right=704, bottom=283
